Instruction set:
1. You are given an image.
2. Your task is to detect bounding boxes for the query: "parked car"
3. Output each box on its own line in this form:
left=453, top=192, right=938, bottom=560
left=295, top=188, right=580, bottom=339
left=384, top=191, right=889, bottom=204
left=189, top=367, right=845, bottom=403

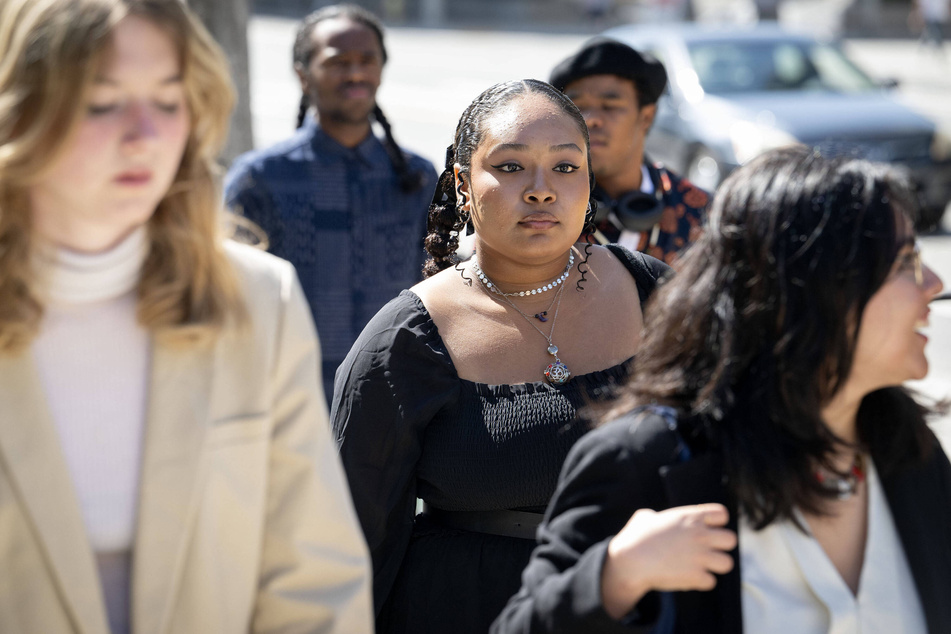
left=604, top=23, right=951, bottom=229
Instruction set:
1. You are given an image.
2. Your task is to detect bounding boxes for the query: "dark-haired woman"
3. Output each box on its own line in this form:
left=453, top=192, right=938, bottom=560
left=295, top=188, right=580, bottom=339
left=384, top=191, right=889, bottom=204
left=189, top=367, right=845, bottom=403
left=331, top=79, right=671, bottom=633
left=224, top=3, right=437, bottom=402
left=492, top=145, right=951, bottom=633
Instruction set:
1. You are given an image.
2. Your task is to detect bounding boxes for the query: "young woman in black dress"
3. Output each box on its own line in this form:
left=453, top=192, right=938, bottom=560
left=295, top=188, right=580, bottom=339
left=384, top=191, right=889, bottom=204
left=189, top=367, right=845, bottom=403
left=331, top=79, right=670, bottom=633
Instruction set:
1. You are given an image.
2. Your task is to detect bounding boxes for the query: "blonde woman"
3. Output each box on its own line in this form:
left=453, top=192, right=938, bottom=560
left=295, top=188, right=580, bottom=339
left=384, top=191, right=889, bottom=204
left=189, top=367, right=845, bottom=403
left=0, top=1, right=372, bottom=632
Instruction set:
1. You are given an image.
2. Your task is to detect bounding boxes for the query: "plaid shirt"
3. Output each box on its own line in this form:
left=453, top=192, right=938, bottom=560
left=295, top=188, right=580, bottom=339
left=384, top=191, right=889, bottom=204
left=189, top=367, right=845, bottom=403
left=224, top=117, right=437, bottom=398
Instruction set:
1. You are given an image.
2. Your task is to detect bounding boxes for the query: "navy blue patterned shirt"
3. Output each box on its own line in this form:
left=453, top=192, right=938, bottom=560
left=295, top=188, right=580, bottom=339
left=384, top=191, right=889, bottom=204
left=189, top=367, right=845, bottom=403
left=224, top=117, right=437, bottom=401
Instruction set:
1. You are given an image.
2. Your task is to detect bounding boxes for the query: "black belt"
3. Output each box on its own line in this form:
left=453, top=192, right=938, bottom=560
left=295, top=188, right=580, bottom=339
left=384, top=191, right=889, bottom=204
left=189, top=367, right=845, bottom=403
left=421, top=503, right=543, bottom=540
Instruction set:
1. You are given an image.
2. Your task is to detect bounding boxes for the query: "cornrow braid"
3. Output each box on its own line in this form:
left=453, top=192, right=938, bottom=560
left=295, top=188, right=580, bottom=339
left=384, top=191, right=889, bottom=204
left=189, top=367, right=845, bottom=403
left=373, top=105, right=424, bottom=193
left=296, top=94, right=309, bottom=129
left=421, top=87, right=510, bottom=277
left=423, top=145, right=465, bottom=278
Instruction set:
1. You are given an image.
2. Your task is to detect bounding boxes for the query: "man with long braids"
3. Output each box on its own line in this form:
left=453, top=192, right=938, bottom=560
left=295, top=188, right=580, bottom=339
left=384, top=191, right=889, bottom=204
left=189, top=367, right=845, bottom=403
left=226, top=4, right=436, bottom=402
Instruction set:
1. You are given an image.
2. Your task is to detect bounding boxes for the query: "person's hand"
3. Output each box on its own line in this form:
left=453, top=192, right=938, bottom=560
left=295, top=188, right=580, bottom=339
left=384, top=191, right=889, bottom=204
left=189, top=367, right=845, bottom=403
left=600, top=503, right=737, bottom=620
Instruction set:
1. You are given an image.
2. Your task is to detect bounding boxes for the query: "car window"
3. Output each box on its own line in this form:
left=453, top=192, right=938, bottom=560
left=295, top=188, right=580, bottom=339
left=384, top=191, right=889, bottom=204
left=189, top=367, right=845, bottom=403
left=687, top=40, right=879, bottom=95
left=808, top=44, right=879, bottom=92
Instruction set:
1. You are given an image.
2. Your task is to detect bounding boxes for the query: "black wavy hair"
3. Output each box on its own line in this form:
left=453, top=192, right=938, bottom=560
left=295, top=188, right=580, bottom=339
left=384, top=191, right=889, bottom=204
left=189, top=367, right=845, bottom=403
left=291, top=4, right=423, bottom=192
left=423, top=79, right=598, bottom=281
left=612, top=145, right=934, bottom=528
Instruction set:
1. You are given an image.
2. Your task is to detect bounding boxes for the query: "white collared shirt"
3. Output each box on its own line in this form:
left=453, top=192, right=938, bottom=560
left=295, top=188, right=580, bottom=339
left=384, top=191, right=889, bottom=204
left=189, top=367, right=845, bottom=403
left=739, top=458, right=927, bottom=634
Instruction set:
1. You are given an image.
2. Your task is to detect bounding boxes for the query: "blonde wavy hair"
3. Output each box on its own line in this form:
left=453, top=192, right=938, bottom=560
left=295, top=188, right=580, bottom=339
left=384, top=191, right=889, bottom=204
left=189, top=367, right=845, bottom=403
left=0, top=0, right=245, bottom=353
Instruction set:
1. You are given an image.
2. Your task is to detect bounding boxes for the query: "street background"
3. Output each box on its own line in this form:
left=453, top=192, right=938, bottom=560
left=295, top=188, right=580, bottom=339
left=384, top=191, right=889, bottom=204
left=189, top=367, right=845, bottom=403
left=240, top=11, right=951, bottom=448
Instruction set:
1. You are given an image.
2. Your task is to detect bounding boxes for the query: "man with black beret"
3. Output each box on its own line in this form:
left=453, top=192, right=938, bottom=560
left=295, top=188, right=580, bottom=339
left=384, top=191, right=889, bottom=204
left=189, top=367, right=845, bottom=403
left=551, top=37, right=708, bottom=263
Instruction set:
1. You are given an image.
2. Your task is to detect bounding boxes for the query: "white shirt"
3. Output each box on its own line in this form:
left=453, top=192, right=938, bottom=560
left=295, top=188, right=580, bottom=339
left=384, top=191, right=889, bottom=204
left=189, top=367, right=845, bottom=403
left=740, top=459, right=927, bottom=634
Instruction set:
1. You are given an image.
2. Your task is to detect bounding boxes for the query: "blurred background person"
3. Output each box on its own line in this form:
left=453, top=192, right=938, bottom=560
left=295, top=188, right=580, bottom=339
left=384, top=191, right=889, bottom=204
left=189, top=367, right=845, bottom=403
left=580, top=0, right=615, bottom=26
left=331, top=79, right=670, bottom=633
left=914, top=0, right=950, bottom=53
left=0, top=0, right=372, bottom=632
left=493, top=146, right=950, bottom=633
left=551, top=37, right=708, bottom=264
left=225, top=3, right=437, bottom=403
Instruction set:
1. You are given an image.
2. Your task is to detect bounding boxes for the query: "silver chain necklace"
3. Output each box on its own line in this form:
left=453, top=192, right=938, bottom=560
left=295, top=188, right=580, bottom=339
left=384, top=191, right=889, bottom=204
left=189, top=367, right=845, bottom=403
left=472, top=252, right=574, bottom=298
left=481, top=274, right=572, bottom=385
left=525, top=278, right=562, bottom=322
left=815, top=453, right=866, bottom=500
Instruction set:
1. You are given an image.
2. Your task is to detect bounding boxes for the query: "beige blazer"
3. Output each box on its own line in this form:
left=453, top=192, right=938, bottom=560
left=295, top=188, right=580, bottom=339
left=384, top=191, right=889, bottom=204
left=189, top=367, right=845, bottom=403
left=0, top=242, right=374, bottom=634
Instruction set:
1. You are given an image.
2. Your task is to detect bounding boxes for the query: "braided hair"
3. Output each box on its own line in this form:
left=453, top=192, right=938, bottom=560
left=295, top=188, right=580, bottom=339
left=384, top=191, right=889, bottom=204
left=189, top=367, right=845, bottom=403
left=291, top=4, right=423, bottom=193
left=423, top=79, right=598, bottom=280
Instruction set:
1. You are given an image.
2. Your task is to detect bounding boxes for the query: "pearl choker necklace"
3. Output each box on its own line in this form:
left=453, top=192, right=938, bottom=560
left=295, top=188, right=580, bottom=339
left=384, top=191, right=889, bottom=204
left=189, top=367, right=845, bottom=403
left=472, top=252, right=574, bottom=298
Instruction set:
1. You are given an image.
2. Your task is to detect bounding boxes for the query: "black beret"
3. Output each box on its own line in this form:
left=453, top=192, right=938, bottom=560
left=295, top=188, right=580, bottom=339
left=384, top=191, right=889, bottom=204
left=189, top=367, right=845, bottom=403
left=549, top=36, right=668, bottom=105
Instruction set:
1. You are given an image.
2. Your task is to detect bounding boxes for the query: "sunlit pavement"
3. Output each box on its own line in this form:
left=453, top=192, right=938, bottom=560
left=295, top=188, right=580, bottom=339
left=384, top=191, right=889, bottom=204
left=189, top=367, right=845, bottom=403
left=246, top=16, right=951, bottom=451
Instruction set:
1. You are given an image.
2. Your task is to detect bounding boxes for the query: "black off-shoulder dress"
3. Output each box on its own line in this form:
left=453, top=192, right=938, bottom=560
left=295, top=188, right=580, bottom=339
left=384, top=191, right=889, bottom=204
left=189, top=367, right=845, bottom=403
left=330, top=246, right=669, bottom=634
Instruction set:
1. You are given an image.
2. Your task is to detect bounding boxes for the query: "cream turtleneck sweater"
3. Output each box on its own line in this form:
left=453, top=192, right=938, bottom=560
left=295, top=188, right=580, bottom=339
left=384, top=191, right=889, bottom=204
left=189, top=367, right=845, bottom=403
left=32, top=226, right=150, bottom=634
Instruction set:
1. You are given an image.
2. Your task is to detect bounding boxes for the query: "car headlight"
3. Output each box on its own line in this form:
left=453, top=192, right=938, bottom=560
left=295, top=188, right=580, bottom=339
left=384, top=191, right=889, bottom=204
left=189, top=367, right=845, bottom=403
left=730, top=121, right=799, bottom=164
left=931, top=127, right=951, bottom=162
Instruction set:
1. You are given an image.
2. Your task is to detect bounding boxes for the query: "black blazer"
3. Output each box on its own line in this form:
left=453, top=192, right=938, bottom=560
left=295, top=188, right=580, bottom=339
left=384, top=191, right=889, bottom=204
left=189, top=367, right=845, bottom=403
left=491, top=409, right=951, bottom=633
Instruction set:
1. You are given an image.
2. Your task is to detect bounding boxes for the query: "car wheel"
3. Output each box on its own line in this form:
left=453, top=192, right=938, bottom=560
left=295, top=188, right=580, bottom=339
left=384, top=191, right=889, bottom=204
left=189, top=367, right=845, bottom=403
left=686, top=148, right=723, bottom=192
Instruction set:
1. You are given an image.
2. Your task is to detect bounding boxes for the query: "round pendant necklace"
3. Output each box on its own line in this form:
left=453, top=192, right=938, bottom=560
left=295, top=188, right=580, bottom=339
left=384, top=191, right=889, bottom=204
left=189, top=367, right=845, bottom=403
left=474, top=262, right=573, bottom=386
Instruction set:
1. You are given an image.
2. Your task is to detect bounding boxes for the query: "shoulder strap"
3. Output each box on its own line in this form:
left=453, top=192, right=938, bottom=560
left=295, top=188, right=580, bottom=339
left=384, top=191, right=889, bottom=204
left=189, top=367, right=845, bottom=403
left=604, top=243, right=672, bottom=305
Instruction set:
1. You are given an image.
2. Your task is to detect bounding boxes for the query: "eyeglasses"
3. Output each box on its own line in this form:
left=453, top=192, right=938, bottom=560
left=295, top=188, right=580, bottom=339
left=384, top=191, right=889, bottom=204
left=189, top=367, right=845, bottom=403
left=894, top=243, right=924, bottom=287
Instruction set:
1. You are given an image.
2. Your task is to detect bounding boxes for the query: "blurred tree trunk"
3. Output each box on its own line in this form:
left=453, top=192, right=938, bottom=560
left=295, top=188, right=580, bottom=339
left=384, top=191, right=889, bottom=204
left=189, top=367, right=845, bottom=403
left=188, top=0, right=255, bottom=165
